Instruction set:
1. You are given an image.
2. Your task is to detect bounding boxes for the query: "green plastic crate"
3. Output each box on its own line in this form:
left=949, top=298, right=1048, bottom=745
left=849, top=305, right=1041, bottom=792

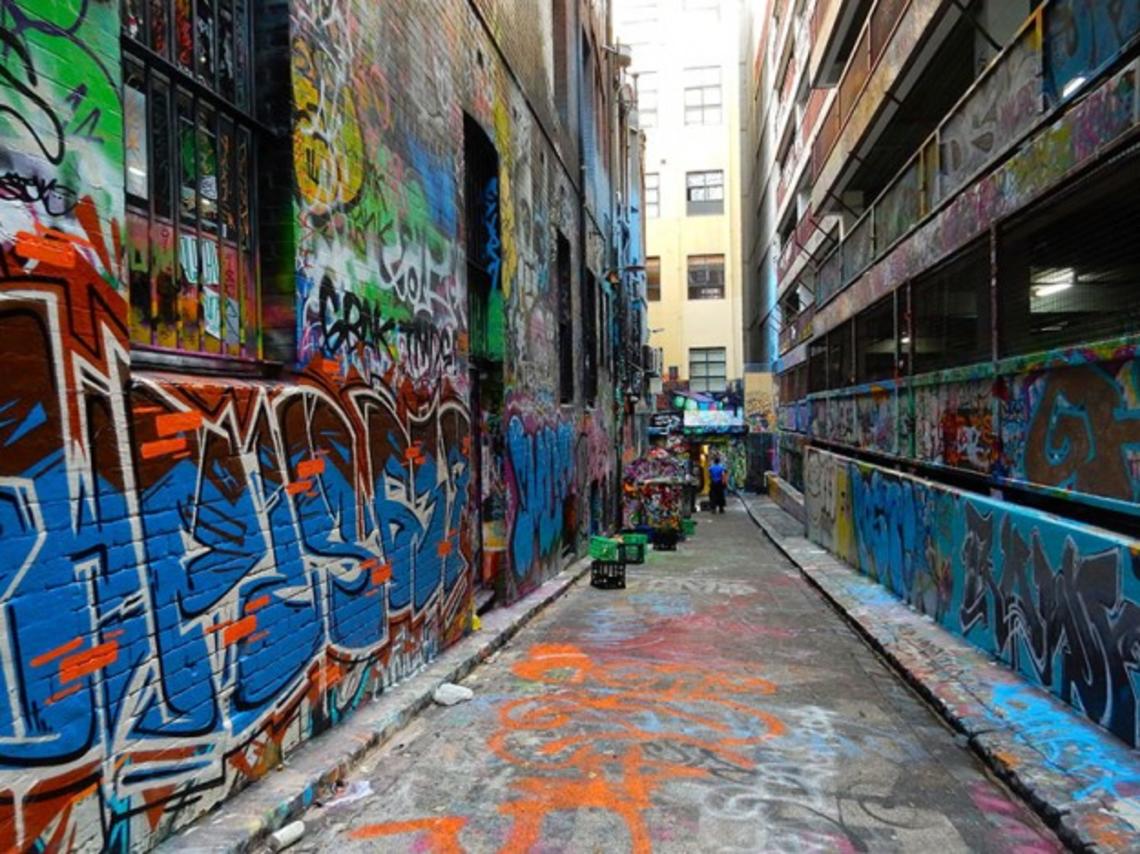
left=681, top=518, right=696, bottom=536
left=621, top=532, right=649, bottom=546
left=589, top=536, right=623, bottom=562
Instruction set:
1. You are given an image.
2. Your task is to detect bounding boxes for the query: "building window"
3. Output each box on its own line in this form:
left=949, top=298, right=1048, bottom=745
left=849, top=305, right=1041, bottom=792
left=998, top=160, right=1140, bottom=358
left=912, top=240, right=991, bottom=375
left=685, top=170, right=724, bottom=215
left=646, top=257, right=661, bottom=301
left=687, top=254, right=724, bottom=300
left=855, top=294, right=895, bottom=383
left=684, top=66, right=722, bottom=125
left=645, top=172, right=660, bottom=217
left=636, top=71, right=658, bottom=128
left=827, top=320, right=854, bottom=390
left=122, top=0, right=259, bottom=360
left=689, top=347, right=727, bottom=392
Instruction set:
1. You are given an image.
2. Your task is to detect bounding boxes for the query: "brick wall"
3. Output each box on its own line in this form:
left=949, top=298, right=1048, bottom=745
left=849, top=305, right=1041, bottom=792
left=0, top=0, right=622, bottom=849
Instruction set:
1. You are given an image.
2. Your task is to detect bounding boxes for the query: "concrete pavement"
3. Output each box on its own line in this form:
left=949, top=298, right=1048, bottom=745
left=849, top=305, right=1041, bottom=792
left=740, top=490, right=1140, bottom=852
left=275, top=503, right=1060, bottom=852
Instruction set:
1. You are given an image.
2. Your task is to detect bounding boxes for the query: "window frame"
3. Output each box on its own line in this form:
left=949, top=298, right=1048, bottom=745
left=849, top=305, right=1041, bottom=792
left=686, top=254, right=725, bottom=300
left=685, top=170, right=724, bottom=215
left=645, top=256, right=661, bottom=301
left=689, top=346, right=727, bottom=393
left=683, top=66, right=722, bottom=126
left=645, top=172, right=660, bottom=218
left=122, top=0, right=263, bottom=365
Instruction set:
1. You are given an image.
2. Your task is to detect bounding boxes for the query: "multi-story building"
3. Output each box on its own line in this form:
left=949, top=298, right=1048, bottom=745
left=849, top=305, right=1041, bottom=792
left=616, top=0, right=764, bottom=486
left=747, top=0, right=1140, bottom=747
left=617, top=0, right=746, bottom=399
left=0, top=0, right=645, bottom=849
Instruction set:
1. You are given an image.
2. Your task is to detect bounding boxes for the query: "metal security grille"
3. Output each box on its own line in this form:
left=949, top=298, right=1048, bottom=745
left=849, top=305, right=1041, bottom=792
left=122, top=0, right=259, bottom=359
left=911, top=238, right=991, bottom=375
left=999, top=151, right=1140, bottom=357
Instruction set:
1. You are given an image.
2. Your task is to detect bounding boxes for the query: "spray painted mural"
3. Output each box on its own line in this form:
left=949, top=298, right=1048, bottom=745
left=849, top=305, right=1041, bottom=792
left=0, top=0, right=625, bottom=848
left=806, top=447, right=1140, bottom=747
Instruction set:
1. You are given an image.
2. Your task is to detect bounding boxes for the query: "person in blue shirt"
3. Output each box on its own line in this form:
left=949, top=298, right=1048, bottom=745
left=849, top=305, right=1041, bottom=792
left=708, top=455, right=727, bottom=514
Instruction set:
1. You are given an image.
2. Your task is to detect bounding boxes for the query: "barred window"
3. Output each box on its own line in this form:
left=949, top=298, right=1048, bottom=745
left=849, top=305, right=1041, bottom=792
left=687, top=254, right=725, bottom=300
left=683, top=66, right=722, bottom=125
left=122, top=0, right=259, bottom=360
left=646, top=256, right=661, bottom=301
left=685, top=170, right=724, bottom=215
left=999, top=159, right=1140, bottom=357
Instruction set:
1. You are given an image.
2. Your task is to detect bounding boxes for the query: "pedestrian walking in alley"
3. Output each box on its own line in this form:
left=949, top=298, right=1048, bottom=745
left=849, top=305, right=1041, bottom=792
left=708, top=454, right=727, bottom=513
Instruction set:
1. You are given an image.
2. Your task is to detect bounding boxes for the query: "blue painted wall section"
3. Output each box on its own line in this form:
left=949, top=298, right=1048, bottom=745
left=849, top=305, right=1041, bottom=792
left=806, top=446, right=1140, bottom=747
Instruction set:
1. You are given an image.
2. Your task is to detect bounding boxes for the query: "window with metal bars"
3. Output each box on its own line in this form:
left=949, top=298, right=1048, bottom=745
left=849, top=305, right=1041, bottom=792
left=122, top=0, right=259, bottom=361
left=911, top=238, right=991, bottom=375
left=998, top=157, right=1140, bottom=357
left=646, top=256, right=661, bottom=301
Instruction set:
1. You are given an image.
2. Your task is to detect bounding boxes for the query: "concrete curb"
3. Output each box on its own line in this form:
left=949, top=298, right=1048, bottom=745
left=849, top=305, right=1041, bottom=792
left=164, top=558, right=593, bottom=854
left=737, top=492, right=1140, bottom=853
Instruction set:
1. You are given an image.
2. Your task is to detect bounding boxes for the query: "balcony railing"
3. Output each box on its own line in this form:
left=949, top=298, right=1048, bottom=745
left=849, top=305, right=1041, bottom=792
left=812, top=0, right=915, bottom=180
left=802, top=3, right=1128, bottom=311
left=779, top=302, right=815, bottom=354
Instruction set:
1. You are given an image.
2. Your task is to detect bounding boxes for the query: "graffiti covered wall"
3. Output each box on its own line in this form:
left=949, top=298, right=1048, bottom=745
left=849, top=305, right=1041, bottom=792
left=806, top=447, right=1140, bottom=747
left=0, top=0, right=623, bottom=849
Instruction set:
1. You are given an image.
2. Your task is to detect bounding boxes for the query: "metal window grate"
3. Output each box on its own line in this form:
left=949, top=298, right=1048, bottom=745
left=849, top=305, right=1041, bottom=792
left=999, top=156, right=1140, bottom=357
left=912, top=238, right=991, bottom=374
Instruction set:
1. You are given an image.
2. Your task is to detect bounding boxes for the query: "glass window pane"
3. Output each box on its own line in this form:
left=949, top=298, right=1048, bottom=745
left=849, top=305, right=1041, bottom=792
left=198, top=107, right=219, bottom=231
left=219, top=0, right=236, bottom=102
left=150, top=0, right=168, bottom=56
left=178, top=229, right=201, bottom=350
left=175, top=0, right=193, bottom=70
left=152, top=77, right=173, bottom=218
left=178, top=92, right=197, bottom=222
left=124, top=63, right=149, bottom=201
left=198, top=0, right=216, bottom=84
left=124, top=0, right=144, bottom=41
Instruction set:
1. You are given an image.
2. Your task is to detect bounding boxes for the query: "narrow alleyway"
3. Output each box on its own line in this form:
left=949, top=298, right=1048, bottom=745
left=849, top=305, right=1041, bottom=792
left=283, top=500, right=1060, bottom=853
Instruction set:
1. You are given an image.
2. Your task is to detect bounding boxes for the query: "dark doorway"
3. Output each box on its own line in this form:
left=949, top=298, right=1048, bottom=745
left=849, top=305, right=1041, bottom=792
left=464, top=114, right=505, bottom=610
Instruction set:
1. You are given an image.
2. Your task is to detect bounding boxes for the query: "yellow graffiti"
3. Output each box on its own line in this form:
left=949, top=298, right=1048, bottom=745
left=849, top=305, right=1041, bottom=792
left=493, top=96, right=517, bottom=298
left=292, top=39, right=365, bottom=214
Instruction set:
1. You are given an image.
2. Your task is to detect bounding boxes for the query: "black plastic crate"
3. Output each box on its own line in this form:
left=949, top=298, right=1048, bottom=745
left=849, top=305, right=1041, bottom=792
left=652, top=529, right=679, bottom=551
left=591, top=559, right=626, bottom=589
left=620, top=542, right=646, bottom=564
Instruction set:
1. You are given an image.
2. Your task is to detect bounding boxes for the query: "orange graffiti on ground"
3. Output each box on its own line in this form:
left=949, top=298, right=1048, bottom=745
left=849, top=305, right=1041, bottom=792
left=492, top=643, right=784, bottom=852
left=348, top=817, right=467, bottom=853
left=341, top=643, right=784, bottom=852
